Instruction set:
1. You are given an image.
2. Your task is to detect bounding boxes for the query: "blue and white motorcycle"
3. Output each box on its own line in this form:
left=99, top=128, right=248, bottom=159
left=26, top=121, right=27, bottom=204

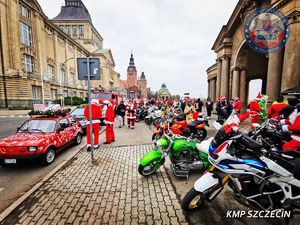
left=181, top=119, right=300, bottom=213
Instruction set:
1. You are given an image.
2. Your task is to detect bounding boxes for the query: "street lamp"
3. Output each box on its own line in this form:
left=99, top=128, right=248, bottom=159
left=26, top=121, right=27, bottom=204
left=60, top=57, right=74, bottom=106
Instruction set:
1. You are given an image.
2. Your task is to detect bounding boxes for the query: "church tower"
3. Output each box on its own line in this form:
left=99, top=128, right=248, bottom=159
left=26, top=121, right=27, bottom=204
left=138, top=72, right=147, bottom=99
left=127, top=53, right=137, bottom=88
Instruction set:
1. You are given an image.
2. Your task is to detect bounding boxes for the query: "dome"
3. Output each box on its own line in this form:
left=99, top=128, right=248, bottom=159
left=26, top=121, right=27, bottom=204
left=161, top=83, right=167, bottom=88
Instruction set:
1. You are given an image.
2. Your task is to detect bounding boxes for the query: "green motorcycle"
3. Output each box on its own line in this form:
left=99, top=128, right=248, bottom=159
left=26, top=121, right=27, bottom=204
left=138, top=132, right=212, bottom=178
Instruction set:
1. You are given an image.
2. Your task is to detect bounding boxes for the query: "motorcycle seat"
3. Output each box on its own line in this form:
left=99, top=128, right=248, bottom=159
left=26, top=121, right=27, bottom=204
left=187, top=120, right=202, bottom=128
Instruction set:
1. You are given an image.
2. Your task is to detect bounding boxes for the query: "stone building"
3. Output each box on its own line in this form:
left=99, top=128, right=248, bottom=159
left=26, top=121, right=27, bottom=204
left=158, top=83, right=171, bottom=100
left=0, top=0, right=120, bottom=108
left=120, top=53, right=149, bottom=99
left=206, top=0, right=300, bottom=108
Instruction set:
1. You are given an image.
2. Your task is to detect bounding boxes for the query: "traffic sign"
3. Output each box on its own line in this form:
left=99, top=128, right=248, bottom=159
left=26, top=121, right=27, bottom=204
left=77, top=58, right=100, bottom=80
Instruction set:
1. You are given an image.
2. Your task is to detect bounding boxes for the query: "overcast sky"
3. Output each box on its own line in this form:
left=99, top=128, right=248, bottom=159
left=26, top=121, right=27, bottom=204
left=38, top=0, right=238, bottom=98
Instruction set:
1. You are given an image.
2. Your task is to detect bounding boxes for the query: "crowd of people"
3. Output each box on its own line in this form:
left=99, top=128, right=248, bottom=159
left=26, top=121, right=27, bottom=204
left=83, top=92, right=299, bottom=152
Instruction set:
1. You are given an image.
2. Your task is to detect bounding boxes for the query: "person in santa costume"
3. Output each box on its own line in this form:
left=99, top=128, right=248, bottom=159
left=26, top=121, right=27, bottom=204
left=249, top=93, right=263, bottom=126
left=280, top=97, right=300, bottom=151
left=103, top=100, right=115, bottom=144
left=267, top=95, right=287, bottom=120
left=127, top=100, right=137, bottom=129
left=84, top=99, right=102, bottom=152
left=231, top=96, right=242, bottom=116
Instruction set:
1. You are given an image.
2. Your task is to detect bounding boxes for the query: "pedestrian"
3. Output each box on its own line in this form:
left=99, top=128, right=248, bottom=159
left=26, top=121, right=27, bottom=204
left=216, top=96, right=229, bottom=121
left=116, top=101, right=126, bottom=127
left=267, top=95, right=287, bottom=120
left=127, top=100, right=137, bottom=129
left=206, top=97, right=213, bottom=118
left=184, top=100, right=194, bottom=123
left=181, top=100, right=186, bottom=112
left=103, top=100, right=115, bottom=144
left=196, top=98, right=203, bottom=112
left=84, top=99, right=102, bottom=152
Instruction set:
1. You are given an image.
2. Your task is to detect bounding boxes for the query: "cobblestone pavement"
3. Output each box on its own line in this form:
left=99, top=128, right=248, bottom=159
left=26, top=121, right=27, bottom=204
left=1, top=144, right=188, bottom=225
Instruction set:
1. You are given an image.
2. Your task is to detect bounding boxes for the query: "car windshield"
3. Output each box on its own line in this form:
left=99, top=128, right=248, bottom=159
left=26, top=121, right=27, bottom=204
left=71, top=108, right=84, bottom=117
left=93, top=92, right=111, bottom=99
left=18, top=120, right=57, bottom=133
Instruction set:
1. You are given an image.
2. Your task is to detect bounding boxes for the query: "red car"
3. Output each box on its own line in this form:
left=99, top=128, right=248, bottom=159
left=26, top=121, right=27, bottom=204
left=0, top=115, right=82, bottom=166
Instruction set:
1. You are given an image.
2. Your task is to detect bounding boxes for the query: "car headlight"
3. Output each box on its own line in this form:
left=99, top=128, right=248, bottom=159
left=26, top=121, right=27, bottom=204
left=28, top=146, right=37, bottom=152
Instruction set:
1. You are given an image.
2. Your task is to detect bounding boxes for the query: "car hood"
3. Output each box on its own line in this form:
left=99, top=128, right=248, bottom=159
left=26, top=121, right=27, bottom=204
left=0, top=133, right=55, bottom=147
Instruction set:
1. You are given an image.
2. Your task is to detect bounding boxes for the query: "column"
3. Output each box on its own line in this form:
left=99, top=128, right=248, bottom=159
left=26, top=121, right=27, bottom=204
left=232, top=67, right=240, bottom=98
left=211, top=78, right=216, bottom=101
left=207, top=80, right=211, bottom=99
left=216, top=59, right=222, bottom=98
left=220, top=55, right=230, bottom=98
left=266, top=49, right=284, bottom=102
left=281, top=13, right=300, bottom=92
left=239, top=68, right=247, bottom=109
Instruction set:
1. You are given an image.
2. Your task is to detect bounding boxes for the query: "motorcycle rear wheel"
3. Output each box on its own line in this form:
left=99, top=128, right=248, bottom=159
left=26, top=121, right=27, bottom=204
left=182, top=188, right=206, bottom=211
left=138, top=157, right=165, bottom=177
left=135, top=116, right=141, bottom=122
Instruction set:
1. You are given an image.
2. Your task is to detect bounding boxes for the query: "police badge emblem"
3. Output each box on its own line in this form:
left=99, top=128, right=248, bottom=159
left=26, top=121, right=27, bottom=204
left=244, top=8, right=290, bottom=54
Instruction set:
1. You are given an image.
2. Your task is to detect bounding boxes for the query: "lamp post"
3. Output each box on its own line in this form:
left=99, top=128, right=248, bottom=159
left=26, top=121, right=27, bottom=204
left=61, top=57, right=74, bottom=107
left=0, top=12, right=8, bottom=108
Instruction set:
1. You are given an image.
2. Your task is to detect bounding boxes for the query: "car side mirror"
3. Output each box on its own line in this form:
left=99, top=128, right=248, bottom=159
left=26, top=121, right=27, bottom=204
left=17, top=127, right=20, bottom=131
left=57, top=127, right=65, bottom=132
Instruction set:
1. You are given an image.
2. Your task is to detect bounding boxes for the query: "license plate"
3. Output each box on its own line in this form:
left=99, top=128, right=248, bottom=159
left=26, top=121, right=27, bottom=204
left=4, top=159, right=17, bottom=164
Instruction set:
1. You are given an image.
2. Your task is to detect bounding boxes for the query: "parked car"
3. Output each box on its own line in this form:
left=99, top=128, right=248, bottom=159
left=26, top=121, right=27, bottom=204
left=0, top=114, right=82, bottom=166
left=70, top=107, right=88, bottom=132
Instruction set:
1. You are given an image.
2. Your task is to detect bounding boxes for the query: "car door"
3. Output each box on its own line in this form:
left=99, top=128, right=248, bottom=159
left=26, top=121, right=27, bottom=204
left=56, top=118, right=72, bottom=147
left=68, top=117, right=78, bottom=140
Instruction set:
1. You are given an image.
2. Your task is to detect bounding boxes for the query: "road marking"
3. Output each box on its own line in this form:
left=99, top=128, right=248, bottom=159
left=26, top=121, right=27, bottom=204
left=0, top=188, right=4, bottom=193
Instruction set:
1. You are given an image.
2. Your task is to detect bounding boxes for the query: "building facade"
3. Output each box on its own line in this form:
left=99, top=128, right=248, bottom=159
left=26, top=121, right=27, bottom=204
left=158, top=83, right=171, bottom=100
left=206, top=0, right=300, bottom=107
left=0, top=0, right=120, bottom=108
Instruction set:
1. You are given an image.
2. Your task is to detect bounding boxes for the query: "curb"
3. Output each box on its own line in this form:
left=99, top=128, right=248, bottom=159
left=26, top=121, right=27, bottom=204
left=0, top=128, right=106, bottom=223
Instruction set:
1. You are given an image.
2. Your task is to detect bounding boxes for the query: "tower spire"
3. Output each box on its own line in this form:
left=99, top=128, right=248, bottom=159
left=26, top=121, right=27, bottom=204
left=129, top=51, right=135, bottom=66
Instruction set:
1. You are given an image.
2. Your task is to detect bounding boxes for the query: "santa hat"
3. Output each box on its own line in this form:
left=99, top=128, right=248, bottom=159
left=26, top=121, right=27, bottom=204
left=255, top=92, right=262, bottom=101
left=91, top=99, right=99, bottom=105
left=103, top=100, right=111, bottom=106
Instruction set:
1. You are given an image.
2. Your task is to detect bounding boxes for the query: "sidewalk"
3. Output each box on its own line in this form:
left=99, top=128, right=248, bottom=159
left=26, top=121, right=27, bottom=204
left=0, top=123, right=188, bottom=225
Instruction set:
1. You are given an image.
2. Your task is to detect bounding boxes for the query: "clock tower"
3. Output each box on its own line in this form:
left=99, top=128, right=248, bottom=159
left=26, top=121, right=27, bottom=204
left=127, top=53, right=137, bottom=89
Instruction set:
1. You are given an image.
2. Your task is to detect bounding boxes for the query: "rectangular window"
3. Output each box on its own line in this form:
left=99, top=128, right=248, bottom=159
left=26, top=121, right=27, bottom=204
left=47, top=64, right=54, bottom=80
left=51, top=89, right=57, bottom=100
left=20, top=5, right=30, bottom=19
left=24, top=54, right=34, bottom=72
left=32, top=86, right=42, bottom=99
left=70, top=72, right=74, bottom=86
left=66, top=25, right=71, bottom=35
left=79, top=25, right=84, bottom=38
left=60, top=69, right=65, bottom=85
left=63, top=90, right=68, bottom=97
left=72, top=25, right=77, bottom=37
left=20, top=22, right=32, bottom=47
left=59, top=25, right=64, bottom=32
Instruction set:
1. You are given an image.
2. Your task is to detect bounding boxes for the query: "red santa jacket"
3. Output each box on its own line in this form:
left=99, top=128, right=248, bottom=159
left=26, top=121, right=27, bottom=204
left=105, top=106, right=115, bottom=124
left=282, top=109, right=300, bottom=142
left=249, top=100, right=262, bottom=118
left=126, top=103, right=136, bottom=119
left=233, top=100, right=242, bottom=112
left=267, top=103, right=287, bottom=120
left=84, top=104, right=102, bottom=124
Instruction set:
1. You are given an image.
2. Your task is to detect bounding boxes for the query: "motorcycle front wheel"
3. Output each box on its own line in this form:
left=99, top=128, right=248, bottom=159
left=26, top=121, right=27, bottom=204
left=194, top=128, right=207, bottom=141
left=138, top=157, right=165, bottom=177
left=135, top=116, right=141, bottom=122
left=182, top=188, right=206, bottom=211
left=152, top=133, right=162, bottom=141
left=153, top=117, right=161, bottom=127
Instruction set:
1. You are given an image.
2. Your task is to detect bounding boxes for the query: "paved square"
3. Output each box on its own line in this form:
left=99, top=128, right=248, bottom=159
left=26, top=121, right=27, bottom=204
left=1, top=144, right=188, bottom=225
